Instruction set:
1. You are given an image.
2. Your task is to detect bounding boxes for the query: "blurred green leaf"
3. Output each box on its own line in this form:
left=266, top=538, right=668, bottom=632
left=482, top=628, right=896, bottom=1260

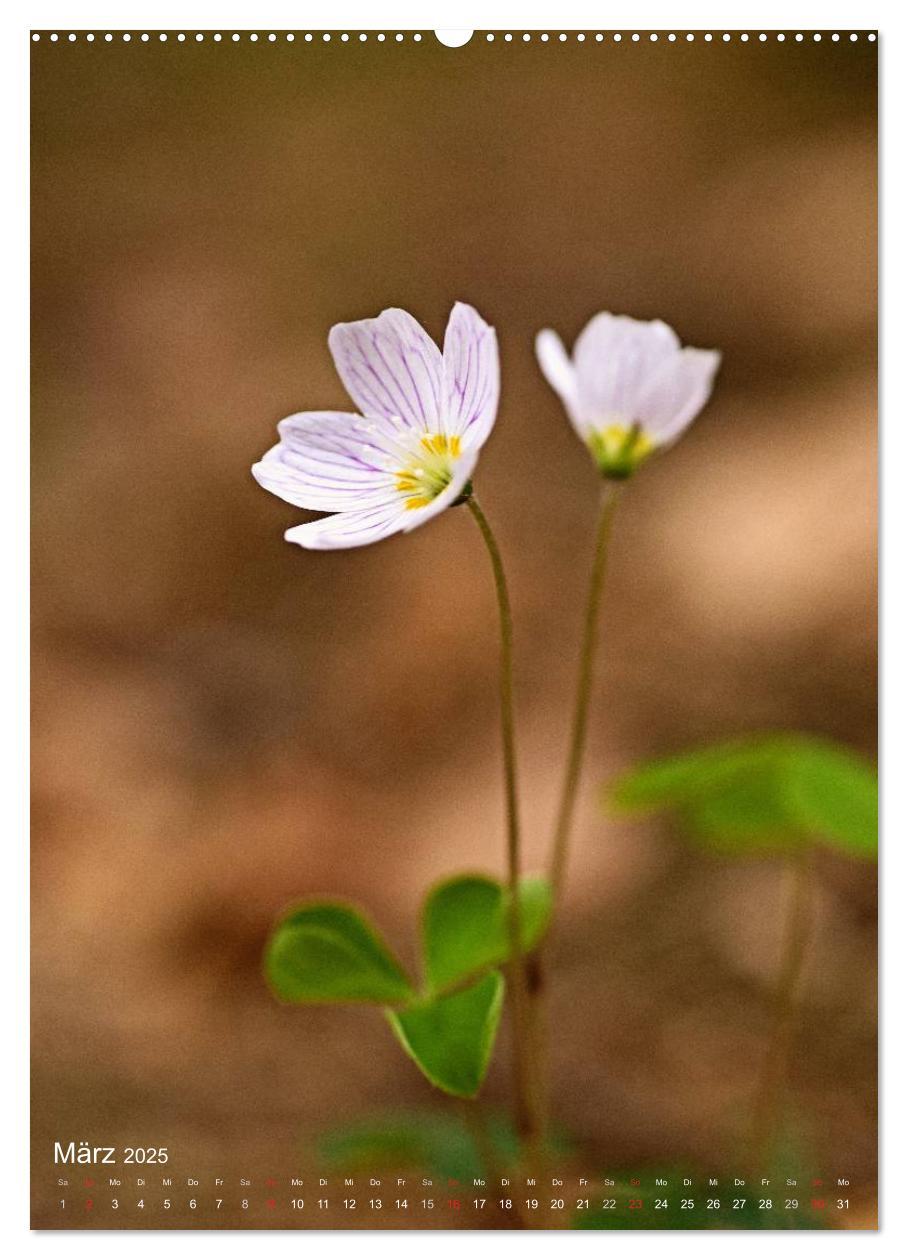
left=611, top=741, right=765, bottom=808
left=422, top=873, right=552, bottom=993
left=264, top=902, right=415, bottom=1005
left=386, top=970, right=504, bottom=1098
left=608, top=733, right=877, bottom=859
left=572, top=1175, right=827, bottom=1230
left=319, top=1112, right=485, bottom=1181
left=784, top=738, right=878, bottom=857
left=319, top=1109, right=572, bottom=1181
left=686, top=767, right=800, bottom=853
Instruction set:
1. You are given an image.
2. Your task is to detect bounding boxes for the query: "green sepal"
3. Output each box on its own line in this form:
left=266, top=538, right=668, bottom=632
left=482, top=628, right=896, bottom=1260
left=386, top=970, right=505, bottom=1098
left=264, top=902, right=415, bottom=1005
left=588, top=424, right=655, bottom=480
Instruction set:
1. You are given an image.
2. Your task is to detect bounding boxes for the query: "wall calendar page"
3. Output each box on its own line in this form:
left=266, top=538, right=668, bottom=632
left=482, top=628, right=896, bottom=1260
left=30, top=24, right=878, bottom=1233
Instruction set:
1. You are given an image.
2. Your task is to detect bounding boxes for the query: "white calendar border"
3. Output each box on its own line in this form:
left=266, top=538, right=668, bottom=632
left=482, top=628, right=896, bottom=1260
left=8, top=1, right=894, bottom=35
left=4, top=0, right=901, bottom=1254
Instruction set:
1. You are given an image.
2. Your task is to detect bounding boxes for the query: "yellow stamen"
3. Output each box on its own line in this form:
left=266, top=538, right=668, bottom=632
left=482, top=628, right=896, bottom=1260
left=396, top=433, right=462, bottom=509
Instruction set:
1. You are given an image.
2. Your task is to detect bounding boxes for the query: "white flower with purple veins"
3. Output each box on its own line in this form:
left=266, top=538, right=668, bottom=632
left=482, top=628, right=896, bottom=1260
left=252, top=303, right=499, bottom=549
left=536, top=313, right=721, bottom=479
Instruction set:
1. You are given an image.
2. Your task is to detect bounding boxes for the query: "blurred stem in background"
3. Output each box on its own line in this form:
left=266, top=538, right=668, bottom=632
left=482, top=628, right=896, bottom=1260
left=466, top=496, right=542, bottom=1160
left=751, top=844, right=815, bottom=1171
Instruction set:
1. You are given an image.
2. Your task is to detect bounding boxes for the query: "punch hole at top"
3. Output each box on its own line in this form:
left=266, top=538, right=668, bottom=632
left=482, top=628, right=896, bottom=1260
left=434, top=30, right=473, bottom=48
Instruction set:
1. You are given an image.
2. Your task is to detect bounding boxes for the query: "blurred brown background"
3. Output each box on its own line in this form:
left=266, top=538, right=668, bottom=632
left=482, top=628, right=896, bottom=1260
left=31, top=32, right=877, bottom=1227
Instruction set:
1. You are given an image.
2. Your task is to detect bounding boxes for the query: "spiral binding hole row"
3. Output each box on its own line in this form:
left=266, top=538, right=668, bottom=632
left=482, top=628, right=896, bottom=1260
left=31, top=31, right=878, bottom=45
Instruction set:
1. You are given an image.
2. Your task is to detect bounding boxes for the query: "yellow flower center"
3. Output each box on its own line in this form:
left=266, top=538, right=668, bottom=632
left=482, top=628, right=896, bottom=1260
left=588, top=424, right=655, bottom=479
left=396, top=433, right=462, bottom=510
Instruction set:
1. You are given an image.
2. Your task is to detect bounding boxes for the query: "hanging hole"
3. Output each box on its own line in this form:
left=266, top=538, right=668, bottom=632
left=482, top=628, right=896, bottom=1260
left=434, top=30, right=473, bottom=48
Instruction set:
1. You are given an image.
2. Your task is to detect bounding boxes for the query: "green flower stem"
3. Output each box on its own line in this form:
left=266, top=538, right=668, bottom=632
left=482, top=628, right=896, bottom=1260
left=466, top=495, right=541, bottom=1153
left=548, top=481, right=622, bottom=903
left=523, top=482, right=622, bottom=1151
left=751, top=845, right=814, bottom=1170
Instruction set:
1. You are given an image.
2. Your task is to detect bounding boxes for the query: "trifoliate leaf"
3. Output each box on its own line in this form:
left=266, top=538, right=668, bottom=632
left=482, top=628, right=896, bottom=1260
left=608, top=733, right=877, bottom=859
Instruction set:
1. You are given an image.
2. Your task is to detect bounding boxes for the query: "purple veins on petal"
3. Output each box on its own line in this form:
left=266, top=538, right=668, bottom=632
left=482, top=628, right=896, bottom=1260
left=252, top=301, right=500, bottom=550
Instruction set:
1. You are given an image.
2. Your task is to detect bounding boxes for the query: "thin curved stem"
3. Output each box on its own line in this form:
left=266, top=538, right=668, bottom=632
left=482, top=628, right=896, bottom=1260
left=466, top=495, right=540, bottom=1152
left=522, top=483, right=621, bottom=1153
left=751, top=845, right=814, bottom=1171
left=548, top=482, right=622, bottom=904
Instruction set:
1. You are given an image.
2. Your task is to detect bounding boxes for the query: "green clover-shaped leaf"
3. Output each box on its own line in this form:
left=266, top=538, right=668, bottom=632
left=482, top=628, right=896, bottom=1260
left=608, top=732, right=877, bottom=859
left=422, top=874, right=552, bottom=993
left=386, top=970, right=505, bottom=1098
left=265, top=902, right=415, bottom=1005
left=263, top=871, right=554, bottom=1099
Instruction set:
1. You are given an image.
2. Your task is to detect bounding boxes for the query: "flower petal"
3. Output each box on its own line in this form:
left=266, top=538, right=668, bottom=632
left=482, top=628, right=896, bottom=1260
left=535, top=329, right=584, bottom=436
left=251, top=412, right=400, bottom=511
left=285, top=501, right=408, bottom=551
left=442, top=302, right=500, bottom=448
left=328, top=308, right=443, bottom=431
left=635, top=348, right=722, bottom=444
left=574, top=313, right=680, bottom=424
